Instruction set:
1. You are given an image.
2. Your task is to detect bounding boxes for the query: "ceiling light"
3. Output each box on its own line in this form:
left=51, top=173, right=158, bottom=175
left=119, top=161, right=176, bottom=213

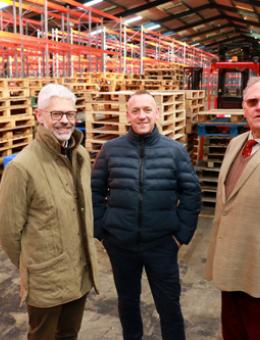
left=84, top=0, right=103, bottom=6
left=124, top=16, right=142, bottom=25
left=90, top=28, right=103, bottom=36
left=0, top=2, right=9, bottom=9
left=146, top=24, right=161, bottom=31
left=163, top=31, right=176, bottom=36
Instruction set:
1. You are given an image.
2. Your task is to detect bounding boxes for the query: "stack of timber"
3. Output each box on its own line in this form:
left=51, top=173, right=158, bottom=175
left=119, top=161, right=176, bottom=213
left=85, top=90, right=187, bottom=161
left=0, top=78, right=35, bottom=177
left=196, top=109, right=248, bottom=213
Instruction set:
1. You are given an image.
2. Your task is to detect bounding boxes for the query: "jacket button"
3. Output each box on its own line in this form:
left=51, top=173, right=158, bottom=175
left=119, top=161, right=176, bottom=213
left=81, top=207, right=85, bottom=212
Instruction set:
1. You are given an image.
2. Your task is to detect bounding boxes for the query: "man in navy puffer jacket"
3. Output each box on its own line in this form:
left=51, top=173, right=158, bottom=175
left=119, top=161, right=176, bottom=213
left=92, top=90, right=201, bottom=340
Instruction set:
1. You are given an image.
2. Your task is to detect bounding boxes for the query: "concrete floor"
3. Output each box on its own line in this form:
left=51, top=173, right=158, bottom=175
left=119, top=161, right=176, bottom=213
left=0, top=216, right=222, bottom=340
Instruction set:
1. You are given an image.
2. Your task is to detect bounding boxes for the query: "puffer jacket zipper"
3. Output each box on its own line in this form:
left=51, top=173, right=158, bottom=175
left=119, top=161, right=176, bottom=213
left=138, top=140, right=145, bottom=242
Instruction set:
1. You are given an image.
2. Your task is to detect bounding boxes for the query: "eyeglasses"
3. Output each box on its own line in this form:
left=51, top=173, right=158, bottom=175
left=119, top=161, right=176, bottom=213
left=49, top=110, right=77, bottom=121
left=245, top=98, right=260, bottom=108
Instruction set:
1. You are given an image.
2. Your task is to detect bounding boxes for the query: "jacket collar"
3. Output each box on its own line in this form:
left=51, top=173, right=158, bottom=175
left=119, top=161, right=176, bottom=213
left=127, top=125, right=160, bottom=145
left=35, top=125, right=83, bottom=156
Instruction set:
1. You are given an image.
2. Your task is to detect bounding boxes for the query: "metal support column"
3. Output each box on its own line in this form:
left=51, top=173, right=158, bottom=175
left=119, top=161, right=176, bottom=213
left=140, top=25, right=144, bottom=75
left=13, top=0, right=18, bottom=77
left=101, top=26, right=106, bottom=73
left=19, top=0, right=24, bottom=77
left=123, top=24, right=127, bottom=74
left=44, top=0, right=49, bottom=77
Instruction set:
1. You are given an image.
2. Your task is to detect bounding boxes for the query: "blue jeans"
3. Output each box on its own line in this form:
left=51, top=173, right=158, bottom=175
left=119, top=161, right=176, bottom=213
left=104, top=236, right=185, bottom=340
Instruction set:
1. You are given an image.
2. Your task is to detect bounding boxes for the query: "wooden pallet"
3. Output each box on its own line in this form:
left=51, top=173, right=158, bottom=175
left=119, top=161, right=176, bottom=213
left=0, top=116, right=35, bottom=132
left=198, top=109, right=244, bottom=122
left=86, top=121, right=128, bottom=136
left=0, top=135, right=33, bottom=158
left=0, top=78, right=28, bottom=88
left=0, top=105, right=33, bottom=118
left=185, top=90, right=205, bottom=99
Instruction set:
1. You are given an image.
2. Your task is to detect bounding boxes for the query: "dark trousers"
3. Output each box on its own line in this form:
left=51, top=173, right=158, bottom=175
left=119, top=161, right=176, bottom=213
left=222, top=291, right=260, bottom=340
left=104, top=237, right=185, bottom=340
left=27, top=293, right=87, bottom=340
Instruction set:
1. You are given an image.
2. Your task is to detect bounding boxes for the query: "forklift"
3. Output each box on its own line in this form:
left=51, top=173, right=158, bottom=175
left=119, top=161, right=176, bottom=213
left=210, top=61, right=260, bottom=109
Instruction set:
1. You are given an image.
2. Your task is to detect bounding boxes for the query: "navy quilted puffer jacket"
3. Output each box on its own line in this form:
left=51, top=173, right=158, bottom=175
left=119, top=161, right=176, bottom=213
left=92, top=126, right=201, bottom=248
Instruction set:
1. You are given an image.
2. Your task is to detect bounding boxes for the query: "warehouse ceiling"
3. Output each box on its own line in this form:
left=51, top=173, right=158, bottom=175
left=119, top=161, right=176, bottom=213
left=90, top=0, right=260, bottom=59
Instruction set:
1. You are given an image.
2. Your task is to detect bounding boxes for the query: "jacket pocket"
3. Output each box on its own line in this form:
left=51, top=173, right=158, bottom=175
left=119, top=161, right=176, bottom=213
left=27, top=252, right=72, bottom=306
left=28, top=252, right=67, bottom=273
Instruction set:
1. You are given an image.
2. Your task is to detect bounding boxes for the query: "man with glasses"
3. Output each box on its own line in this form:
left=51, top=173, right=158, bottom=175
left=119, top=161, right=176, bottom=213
left=0, top=84, right=98, bottom=339
left=205, top=77, right=260, bottom=339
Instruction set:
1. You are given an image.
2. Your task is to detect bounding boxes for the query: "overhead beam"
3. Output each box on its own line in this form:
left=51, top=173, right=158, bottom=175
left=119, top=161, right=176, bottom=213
left=227, top=15, right=260, bottom=27
left=215, top=3, right=259, bottom=15
left=196, top=30, right=237, bottom=45
left=206, top=36, right=246, bottom=47
left=171, top=15, right=223, bottom=32
left=117, top=0, right=172, bottom=18
left=157, top=4, right=210, bottom=24
left=232, top=0, right=260, bottom=7
left=185, top=23, right=232, bottom=38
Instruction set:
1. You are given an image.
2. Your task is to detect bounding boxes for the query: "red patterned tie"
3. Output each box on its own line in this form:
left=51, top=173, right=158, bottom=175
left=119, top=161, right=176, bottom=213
left=242, top=139, right=257, bottom=158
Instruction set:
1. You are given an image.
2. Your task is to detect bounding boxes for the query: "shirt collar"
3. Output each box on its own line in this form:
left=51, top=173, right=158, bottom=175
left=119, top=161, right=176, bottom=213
left=248, top=131, right=260, bottom=144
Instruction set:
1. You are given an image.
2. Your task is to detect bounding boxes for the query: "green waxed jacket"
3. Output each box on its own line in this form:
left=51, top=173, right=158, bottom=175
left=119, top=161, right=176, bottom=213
left=0, top=125, right=99, bottom=307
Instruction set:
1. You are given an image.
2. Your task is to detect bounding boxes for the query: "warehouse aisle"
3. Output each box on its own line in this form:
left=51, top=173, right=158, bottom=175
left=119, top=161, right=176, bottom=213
left=0, top=216, right=221, bottom=340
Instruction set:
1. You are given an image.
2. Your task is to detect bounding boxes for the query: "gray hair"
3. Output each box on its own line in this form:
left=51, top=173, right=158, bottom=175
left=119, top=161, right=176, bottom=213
left=243, top=77, right=260, bottom=99
left=37, top=83, right=76, bottom=109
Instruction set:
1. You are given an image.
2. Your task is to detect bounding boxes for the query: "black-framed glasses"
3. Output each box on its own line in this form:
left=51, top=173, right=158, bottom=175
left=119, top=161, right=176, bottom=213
left=49, top=110, right=77, bottom=121
left=245, top=98, right=260, bottom=108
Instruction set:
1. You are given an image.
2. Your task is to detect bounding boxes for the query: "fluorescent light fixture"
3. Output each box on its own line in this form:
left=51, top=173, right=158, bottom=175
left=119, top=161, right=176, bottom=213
left=90, top=28, right=103, bottom=36
left=84, top=0, right=103, bottom=6
left=163, top=31, right=175, bottom=37
left=0, top=2, right=9, bottom=9
left=124, top=16, right=142, bottom=25
left=146, top=24, right=161, bottom=31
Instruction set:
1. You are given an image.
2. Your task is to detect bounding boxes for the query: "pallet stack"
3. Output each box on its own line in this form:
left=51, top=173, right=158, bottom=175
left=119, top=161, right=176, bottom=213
left=85, top=90, right=187, bottom=161
left=154, top=91, right=186, bottom=142
left=0, top=79, right=35, bottom=177
left=144, top=63, right=185, bottom=89
left=85, top=91, right=130, bottom=160
left=195, top=109, right=248, bottom=213
left=185, top=90, right=205, bottom=133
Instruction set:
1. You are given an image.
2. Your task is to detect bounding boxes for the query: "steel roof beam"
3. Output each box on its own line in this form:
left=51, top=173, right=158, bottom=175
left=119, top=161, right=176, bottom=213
left=117, top=0, right=173, bottom=18
left=171, top=15, right=223, bottom=32
left=157, top=4, right=210, bottom=24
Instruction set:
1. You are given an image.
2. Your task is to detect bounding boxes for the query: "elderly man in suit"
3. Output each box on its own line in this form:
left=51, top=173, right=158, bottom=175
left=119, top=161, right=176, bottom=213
left=205, top=76, right=260, bottom=340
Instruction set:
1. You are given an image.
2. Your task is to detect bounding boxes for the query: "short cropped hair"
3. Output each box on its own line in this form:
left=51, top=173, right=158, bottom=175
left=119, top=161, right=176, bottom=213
left=128, top=90, right=153, bottom=100
left=243, top=77, right=260, bottom=99
left=38, top=84, right=76, bottom=110
left=127, top=90, right=156, bottom=107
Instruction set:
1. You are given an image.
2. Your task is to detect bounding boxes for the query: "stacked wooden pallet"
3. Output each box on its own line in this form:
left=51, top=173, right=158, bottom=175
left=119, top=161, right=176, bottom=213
left=85, top=91, right=130, bottom=160
left=0, top=79, right=35, bottom=172
left=144, top=63, right=185, bottom=89
left=154, top=91, right=186, bottom=142
left=195, top=109, right=248, bottom=213
left=27, top=78, right=61, bottom=97
left=185, top=90, right=205, bottom=133
left=85, top=90, right=187, bottom=161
